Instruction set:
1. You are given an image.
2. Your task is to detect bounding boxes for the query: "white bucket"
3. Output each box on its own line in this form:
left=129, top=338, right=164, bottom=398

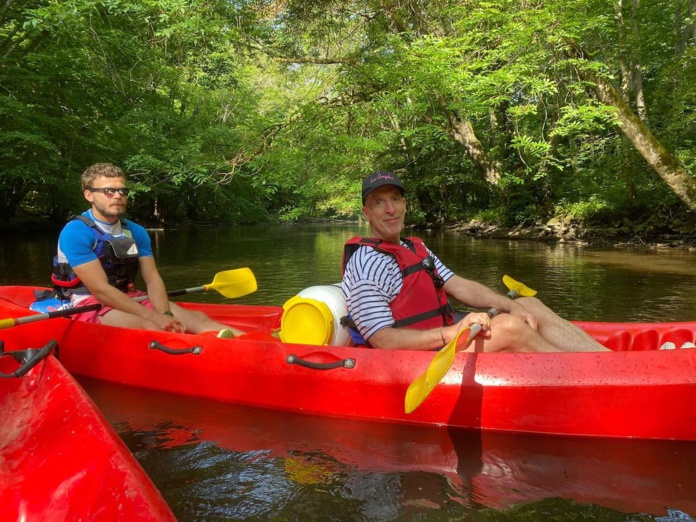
left=280, top=284, right=350, bottom=346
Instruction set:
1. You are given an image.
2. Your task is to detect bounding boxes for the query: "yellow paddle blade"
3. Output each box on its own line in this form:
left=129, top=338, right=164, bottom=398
left=205, top=268, right=257, bottom=298
left=405, top=276, right=534, bottom=414
left=404, top=328, right=470, bottom=414
left=502, top=275, right=537, bottom=297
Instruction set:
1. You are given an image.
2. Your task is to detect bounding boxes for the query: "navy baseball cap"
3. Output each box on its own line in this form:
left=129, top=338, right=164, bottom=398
left=362, top=170, right=405, bottom=204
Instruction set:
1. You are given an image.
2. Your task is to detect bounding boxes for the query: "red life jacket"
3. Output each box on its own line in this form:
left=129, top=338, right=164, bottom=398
left=342, top=236, right=454, bottom=333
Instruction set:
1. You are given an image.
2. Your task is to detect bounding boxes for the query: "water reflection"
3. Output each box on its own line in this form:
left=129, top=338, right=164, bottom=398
left=148, top=224, right=366, bottom=307
left=80, top=377, right=696, bottom=521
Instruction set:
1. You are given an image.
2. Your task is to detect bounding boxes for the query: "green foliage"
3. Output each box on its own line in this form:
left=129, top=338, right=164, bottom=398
left=556, top=196, right=611, bottom=220
left=1, top=0, right=694, bottom=234
left=470, top=207, right=506, bottom=225
left=0, top=0, right=270, bottom=224
left=472, top=496, right=654, bottom=521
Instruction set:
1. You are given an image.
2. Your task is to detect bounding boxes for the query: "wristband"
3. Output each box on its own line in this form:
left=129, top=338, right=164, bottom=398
left=162, top=311, right=174, bottom=317
left=439, top=327, right=446, bottom=345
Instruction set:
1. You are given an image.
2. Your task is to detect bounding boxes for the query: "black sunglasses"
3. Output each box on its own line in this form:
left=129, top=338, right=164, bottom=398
left=88, top=187, right=130, bottom=197
left=422, top=256, right=445, bottom=289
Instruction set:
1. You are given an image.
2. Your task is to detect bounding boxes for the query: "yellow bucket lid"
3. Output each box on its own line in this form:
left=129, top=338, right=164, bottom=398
left=280, top=295, right=334, bottom=345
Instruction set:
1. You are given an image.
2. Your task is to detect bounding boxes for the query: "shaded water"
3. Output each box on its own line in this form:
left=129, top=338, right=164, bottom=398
left=3, top=223, right=696, bottom=521
left=79, top=376, right=696, bottom=521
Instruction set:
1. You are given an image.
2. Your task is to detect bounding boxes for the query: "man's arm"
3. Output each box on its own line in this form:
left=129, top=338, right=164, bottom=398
left=368, top=323, right=457, bottom=350
left=367, top=310, right=491, bottom=350
left=443, top=274, right=538, bottom=329
left=137, top=256, right=170, bottom=313
left=71, top=259, right=163, bottom=321
left=369, top=274, right=530, bottom=350
left=72, top=259, right=184, bottom=332
left=347, top=273, right=491, bottom=351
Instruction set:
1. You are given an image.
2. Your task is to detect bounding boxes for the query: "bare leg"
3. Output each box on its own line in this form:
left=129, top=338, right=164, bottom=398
left=463, top=314, right=564, bottom=353
left=170, top=302, right=245, bottom=336
left=100, top=302, right=244, bottom=336
left=515, top=297, right=609, bottom=352
left=99, top=309, right=160, bottom=330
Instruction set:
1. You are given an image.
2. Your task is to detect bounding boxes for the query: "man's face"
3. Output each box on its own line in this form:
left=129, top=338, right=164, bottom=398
left=84, top=176, right=128, bottom=222
left=362, top=185, right=406, bottom=243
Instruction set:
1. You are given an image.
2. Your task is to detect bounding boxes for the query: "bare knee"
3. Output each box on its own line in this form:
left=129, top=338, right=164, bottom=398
left=169, top=305, right=219, bottom=334
left=138, top=320, right=162, bottom=331
left=515, top=296, right=546, bottom=312
left=490, top=313, right=529, bottom=336
left=465, top=314, right=534, bottom=353
left=485, top=312, right=562, bottom=353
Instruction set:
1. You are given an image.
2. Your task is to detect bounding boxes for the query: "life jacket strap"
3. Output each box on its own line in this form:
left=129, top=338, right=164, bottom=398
left=393, top=304, right=451, bottom=328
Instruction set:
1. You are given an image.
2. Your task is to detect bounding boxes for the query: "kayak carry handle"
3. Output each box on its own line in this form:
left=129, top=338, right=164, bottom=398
left=0, top=340, right=58, bottom=378
left=149, top=341, right=203, bottom=356
left=286, top=353, right=355, bottom=370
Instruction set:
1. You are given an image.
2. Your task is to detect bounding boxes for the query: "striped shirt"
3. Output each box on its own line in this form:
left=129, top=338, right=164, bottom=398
left=341, top=240, right=454, bottom=341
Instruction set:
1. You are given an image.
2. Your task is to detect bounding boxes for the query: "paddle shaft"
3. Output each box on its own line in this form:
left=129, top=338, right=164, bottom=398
left=0, top=294, right=150, bottom=329
left=166, top=286, right=206, bottom=298
left=0, top=267, right=256, bottom=330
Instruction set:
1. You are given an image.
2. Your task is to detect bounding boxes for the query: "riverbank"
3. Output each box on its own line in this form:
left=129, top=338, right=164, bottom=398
left=446, top=217, right=696, bottom=250
left=7, top=211, right=696, bottom=250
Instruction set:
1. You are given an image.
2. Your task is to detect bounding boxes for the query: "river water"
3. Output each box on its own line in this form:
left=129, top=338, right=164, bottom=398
left=2, top=223, right=696, bottom=521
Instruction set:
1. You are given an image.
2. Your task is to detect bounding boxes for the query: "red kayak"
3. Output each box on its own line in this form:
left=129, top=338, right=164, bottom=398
left=0, top=338, right=175, bottom=521
left=1, top=285, right=696, bottom=440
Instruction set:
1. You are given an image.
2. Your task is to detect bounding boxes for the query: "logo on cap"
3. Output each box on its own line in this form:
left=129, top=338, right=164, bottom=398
left=370, top=172, right=397, bottom=183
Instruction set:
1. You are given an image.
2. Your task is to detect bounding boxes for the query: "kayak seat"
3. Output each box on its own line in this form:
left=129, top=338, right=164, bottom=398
left=630, top=329, right=659, bottom=351
left=607, top=328, right=696, bottom=351
left=604, top=331, right=632, bottom=351
left=656, top=328, right=695, bottom=350
left=606, top=329, right=663, bottom=351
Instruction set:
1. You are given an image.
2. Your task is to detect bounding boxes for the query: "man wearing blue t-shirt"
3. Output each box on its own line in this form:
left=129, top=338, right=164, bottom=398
left=55, top=163, right=241, bottom=337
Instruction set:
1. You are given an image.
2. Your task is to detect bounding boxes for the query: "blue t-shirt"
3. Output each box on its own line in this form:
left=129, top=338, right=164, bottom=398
left=57, top=210, right=153, bottom=268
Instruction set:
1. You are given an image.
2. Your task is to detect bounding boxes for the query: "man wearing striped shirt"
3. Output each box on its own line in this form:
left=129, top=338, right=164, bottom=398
left=341, top=171, right=609, bottom=353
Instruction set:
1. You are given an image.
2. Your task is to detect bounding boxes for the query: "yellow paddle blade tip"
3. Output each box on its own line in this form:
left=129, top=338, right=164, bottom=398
left=209, top=268, right=258, bottom=298
left=404, top=388, right=421, bottom=414
left=404, top=328, right=470, bottom=414
left=502, top=275, right=536, bottom=297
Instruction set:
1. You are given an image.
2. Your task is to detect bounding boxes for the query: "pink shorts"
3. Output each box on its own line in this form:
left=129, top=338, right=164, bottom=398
left=71, top=291, right=154, bottom=324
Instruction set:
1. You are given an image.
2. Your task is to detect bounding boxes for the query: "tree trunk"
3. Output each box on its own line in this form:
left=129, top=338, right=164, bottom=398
left=447, top=113, right=502, bottom=189
left=675, top=0, right=692, bottom=56
left=615, top=0, right=632, bottom=100
left=590, top=71, right=696, bottom=208
left=629, top=0, right=648, bottom=122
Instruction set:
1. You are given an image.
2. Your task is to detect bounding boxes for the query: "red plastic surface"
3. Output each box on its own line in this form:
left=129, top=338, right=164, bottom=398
left=0, top=341, right=175, bottom=521
left=2, top=285, right=696, bottom=440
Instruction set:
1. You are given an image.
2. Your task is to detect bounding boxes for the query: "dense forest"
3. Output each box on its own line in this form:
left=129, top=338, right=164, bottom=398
left=1, top=0, right=694, bottom=235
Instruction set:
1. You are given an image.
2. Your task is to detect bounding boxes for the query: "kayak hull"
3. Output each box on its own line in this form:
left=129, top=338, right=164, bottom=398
left=2, top=285, right=696, bottom=440
left=0, top=338, right=175, bottom=521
